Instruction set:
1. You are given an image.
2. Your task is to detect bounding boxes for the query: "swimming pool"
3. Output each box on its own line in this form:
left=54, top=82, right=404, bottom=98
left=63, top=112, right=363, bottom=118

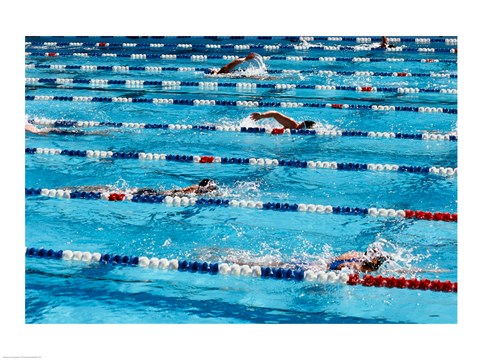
left=24, top=35, right=457, bottom=324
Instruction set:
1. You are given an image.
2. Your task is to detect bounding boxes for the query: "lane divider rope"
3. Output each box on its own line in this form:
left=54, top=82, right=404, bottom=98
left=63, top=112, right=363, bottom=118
left=24, top=95, right=458, bottom=114
left=24, top=246, right=457, bottom=292
left=25, top=52, right=458, bottom=64
left=25, top=187, right=458, bottom=223
left=25, top=77, right=458, bottom=95
left=24, top=147, right=458, bottom=177
left=25, top=36, right=456, bottom=43
left=27, top=119, right=458, bottom=142
left=25, top=41, right=457, bottom=53
left=25, top=63, right=458, bottom=79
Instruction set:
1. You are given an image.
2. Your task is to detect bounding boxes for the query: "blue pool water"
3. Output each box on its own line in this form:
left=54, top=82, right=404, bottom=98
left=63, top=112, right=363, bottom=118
left=25, top=36, right=457, bottom=324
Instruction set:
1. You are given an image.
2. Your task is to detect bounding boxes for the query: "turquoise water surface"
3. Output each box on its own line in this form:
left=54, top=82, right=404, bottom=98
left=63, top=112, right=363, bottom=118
left=25, top=36, right=457, bottom=324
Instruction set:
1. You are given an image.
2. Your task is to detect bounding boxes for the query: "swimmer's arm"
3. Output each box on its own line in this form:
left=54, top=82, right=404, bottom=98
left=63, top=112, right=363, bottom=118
left=217, top=59, right=245, bottom=74
left=162, top=185, right=197, bottom=196
left=249, top=111, right=299, bottom=129
left=181, top=185, right=198, bottom=193
left=25, top=124, right=48, bottom=135
left=217, top=53, right=256, bottom=74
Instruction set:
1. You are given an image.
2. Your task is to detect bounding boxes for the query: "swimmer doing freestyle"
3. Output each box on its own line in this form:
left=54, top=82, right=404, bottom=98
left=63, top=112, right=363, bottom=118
left=207, top=243, right=450, bottom=274
left=210, top=53, right=257, bottom=75
left=66, top=179, right=218, bottom=197
left=249, top=111, right=316, bottom=130
left=209, top=52, right=276, bottom=80
left=25, top=123, right=108, bottom=136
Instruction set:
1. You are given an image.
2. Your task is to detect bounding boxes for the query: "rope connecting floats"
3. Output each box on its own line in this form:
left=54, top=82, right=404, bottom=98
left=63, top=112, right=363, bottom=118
left=25, top=36, right=457, bottom=44
left=25, top=188, right=458, bottom=223
left=24, top=147, right=458, bottom=178
left=27, top=119, right=458, bottom=142
left=25, top=77, right=458, bottom=95
left=25, top=52, right=458, bottom=64
left=24, top=41, right=457, bottom=53
left=24, top=246, right=457, bottom=293
left=25, top=63, right=458, bottom=79
left=25, top=95, right=458, bottom=114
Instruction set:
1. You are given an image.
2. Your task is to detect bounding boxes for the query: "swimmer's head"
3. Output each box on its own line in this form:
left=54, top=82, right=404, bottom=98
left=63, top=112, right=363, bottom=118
left=362, top=256, right=388, bottom=271
left=300, top=121, right=316, bottom=129
left=198, top=178, right=217, bottom=191
left=199, top=178, right=212, bottom=187
left=363, top=247, right=390, bottom=271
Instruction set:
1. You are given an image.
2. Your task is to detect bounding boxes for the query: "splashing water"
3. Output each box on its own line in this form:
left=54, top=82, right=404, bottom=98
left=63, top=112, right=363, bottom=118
left=235, top=53, right=269, bottom=78
left=351, top=43, right=407, bottom=51
left=239, top=115, right=261, bottom=129
left=190, top=235, right=440, bottom=276
left=238, top=114, right=341, bottom=133
left=367, top=238, right=437, bottom=276
left=217, top=180, right=263, bottom=200
left=298, top=39, right=324, bottom=49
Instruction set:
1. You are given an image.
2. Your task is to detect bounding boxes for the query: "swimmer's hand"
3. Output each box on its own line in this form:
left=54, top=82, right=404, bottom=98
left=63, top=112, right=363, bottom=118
left=250, top=112, right=263, bottom=121
left=245, top=53, right=256, bottom=61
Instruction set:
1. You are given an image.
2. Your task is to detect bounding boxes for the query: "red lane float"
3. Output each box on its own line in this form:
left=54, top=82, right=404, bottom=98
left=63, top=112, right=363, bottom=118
left=200, top=156, right=215, bottom=163
left=361, top=86, right=373, bottom=92
left=271, top=128, right=285, bottom=135
left=108, top=193, right=126, bottom=201
left=404, top=209, right=457, bottom=222
left=347, top=274, right=457, bottom=293
left=332, top=104, right=343, bottom=109
left=396, top=72, right=408, bottom=77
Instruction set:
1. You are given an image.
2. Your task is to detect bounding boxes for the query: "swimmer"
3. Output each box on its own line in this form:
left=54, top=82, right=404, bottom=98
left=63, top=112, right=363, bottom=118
left=249, top=111, right=316, bottom=129
left=197, top=243, right=450, bottom=275
left=326, top=247, right=389, bottom=272
left=210, top=53, right=257, bottom=75
left=133, top=178, right=218, bottom=196
left=25, top=123, right=106, bottom=136
left=200, top=246, right=388, bottom=273
left=68, top=179, right=218, bottom=197
left=380, top=36, right=396, bottom=49
left=319, top=246, right=449, bottom=274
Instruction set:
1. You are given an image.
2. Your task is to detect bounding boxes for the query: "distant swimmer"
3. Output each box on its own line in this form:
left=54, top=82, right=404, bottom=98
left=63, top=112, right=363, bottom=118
left=25, top=123, right=107, bottom=136
left=249, top=111, right=316, bottom=130
left=210, top=52, right=257, bottom=75
left=380, top=36, right=396, bottom=49
left=68, top=178, right=219, bottom=197
left=133, top=178, right=218, bottom=196
left=208, top=53, right=277, bottom=80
